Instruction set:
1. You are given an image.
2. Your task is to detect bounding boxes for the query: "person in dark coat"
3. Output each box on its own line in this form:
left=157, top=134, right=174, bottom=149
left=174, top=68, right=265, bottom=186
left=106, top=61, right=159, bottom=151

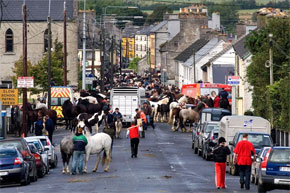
left=35, top=112, right=44, bottom=136
left=44, top=115, right=55, bottom=144
left=213, top=137, right=231, bottom=189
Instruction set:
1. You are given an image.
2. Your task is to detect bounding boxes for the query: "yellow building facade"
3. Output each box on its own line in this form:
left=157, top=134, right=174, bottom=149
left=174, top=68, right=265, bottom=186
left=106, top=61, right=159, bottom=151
left=122, top=37, right=135, bottom=59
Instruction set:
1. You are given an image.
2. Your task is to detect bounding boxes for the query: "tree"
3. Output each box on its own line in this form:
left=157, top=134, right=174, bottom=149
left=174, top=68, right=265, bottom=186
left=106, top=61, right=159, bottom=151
left=245, top=18, right=290, bottom=131
left=145, top=5, right=173, bottom=25
left=32, top=39, right=66, bottom=91
left=128, top=57, right=141, bottom=72
left=12, top=39, right=66, bottom=94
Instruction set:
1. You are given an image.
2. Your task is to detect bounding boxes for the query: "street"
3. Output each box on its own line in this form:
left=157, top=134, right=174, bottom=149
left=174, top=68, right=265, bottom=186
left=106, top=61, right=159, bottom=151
left=1, top=123, right=288, bottom=193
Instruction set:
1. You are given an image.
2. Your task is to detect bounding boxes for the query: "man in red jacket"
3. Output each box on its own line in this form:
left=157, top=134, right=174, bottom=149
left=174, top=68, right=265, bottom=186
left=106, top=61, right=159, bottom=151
left=127, top=122, right=141, bottom=158
left=233, top=133, right=256, bottom=190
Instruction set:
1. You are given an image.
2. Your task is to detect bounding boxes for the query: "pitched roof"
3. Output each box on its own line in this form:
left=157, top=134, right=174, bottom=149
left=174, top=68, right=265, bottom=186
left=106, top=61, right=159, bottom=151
left=233, top=35, right=251, bottom=60
left=122, top=26, right=142, bottom=38
left=208, top=43, right=233, bottom=63
left=174, top=39, right=209, bottom=62
left=136, top=25, right=154, bottom=35
left=1, top=0, right=75, bottom=21
left=150, top=21, right=168, bottom=33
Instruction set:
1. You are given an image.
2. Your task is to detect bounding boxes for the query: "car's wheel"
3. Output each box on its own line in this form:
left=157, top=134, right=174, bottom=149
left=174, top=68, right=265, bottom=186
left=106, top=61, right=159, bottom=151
left=258, top=184, right=267, bottom=193
left=38, top=165, right=45, bottom=178
left=51, top=154, right=58, bottom=168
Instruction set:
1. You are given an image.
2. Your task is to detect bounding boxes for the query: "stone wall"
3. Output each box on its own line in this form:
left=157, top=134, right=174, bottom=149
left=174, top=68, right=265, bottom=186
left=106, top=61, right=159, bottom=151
left=0, top=21, right=78, bottom=85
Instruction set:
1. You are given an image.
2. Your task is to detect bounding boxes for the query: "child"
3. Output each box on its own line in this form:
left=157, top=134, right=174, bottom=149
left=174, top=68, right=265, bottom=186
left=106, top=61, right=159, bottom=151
left=126, top=121, right=142, bottom=158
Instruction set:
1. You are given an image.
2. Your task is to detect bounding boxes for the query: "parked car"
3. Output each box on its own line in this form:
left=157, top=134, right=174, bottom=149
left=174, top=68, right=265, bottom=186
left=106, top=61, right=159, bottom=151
left=0, top=147, right=30, bottom=186
left=28, top=144, right=46, bottom=178
left=251, top=147, right=271, bottom=185
left=25, top=136, right=57, bottom=168
left=202, top=127, right=219, bottom=160
left=0, top=138, right=38, bottom=182
left=228, top=131, right=273, bottom=175
left=195, top=121, right=219, bottom=156
left=192, top=123, right=203, bottom=152
left=25, top=138, right=49, bottom=173
left=257, top=147, right=290, bottom=193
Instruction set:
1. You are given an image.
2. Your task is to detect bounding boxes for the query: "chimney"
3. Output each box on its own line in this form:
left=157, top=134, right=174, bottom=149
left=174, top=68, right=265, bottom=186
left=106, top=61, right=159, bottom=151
left=236, top=23, right=246, bottom=38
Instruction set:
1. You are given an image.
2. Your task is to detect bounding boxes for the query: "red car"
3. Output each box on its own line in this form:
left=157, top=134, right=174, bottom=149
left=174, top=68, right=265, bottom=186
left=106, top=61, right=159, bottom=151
left=28, top=144, right=46, bottom=178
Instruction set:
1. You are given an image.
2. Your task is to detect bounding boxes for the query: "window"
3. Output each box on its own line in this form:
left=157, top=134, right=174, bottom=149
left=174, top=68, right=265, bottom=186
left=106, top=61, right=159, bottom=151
left=5, top=29, right=13, bottom=52
left=44, top=29, right=49, bottom=52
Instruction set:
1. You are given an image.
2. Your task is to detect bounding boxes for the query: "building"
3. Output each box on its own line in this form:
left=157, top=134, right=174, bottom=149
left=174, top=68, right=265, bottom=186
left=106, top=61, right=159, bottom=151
left=135, top=25, right=154, bottom=59
left=149, top=15, right=180, bottom=71
left=159, top=6, right=211, bottom=84
left=201, top=43, right=235, bottom=84
left=174, top=39, right=209, bottom=88
left=121, top=25, right=142, bottom=62
left=0, top=0, right=78, bottom=85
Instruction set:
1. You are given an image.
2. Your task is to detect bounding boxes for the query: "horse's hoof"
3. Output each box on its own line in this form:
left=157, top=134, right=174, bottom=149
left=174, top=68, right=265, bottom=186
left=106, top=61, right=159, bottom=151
left=92, top=169, right=97, bottom=172
left=83, top=170, right=87, bottom=173
left=62, top=170, right=66, bottom=174
left=104, top=169, right=109, bottom=172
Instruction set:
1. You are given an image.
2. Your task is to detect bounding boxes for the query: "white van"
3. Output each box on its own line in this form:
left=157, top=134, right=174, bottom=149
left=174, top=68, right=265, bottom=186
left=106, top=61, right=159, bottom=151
left=110, top=87, right=143, bottom=124
left=219, top=115, right=271, bottom=143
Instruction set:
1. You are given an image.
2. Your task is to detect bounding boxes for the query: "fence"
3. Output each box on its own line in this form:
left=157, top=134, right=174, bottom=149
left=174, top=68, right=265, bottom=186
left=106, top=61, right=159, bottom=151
left=275, top=130, right=290, bottom=147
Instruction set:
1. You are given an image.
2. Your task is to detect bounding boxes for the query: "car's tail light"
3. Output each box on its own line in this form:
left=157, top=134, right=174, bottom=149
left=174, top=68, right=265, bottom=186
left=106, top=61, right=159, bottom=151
left=46, top=139, right=50, bottom=146
left=14, top=158, right=23, bottom=165
left=22, top=150, right=30, bottom=157
left=261, top=148, right=271, bottom=171
left=34, top=154, right=41, bottom=160
left=197, top=132, right=200, bottom=135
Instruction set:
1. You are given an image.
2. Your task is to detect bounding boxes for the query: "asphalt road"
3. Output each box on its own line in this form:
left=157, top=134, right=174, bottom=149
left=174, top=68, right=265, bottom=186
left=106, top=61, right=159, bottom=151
left=1, top=123, right=288, bottom=193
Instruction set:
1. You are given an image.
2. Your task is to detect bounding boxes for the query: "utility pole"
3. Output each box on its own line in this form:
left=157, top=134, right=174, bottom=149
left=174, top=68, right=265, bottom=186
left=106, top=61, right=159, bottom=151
left=269, top=34, right=273, bottom=85
left=63, top=0, right=67, bottom=86
left=119, top=40, right=122, bottom=75
left=91, top=23, right=95, bottom=75
left=193, top=51, right=196, bottom=83
left=110, top=36, right=114, bottom=88
left=22, top=2, right=28, bottom=137
left=47, top=0, right=52, bottom=110
left=82, top=0, right=86, bottom=89
left=100, top=28, right=105, bottom=92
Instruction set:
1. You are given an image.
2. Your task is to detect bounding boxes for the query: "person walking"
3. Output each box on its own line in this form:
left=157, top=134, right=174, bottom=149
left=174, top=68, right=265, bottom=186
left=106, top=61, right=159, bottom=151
left=135, top=109, right=147, bottom=138
left=219, top=88, right=230, bottom=109
left=35, top=112, right=44, bottom=136
left=71, top=127, right=88, bottom=175
left=126, top=122, right=141, bottom=158
left=233, top=133, right=256, bottom=190
left=142, top=102, right=154, bottom=129
left=113, top=108, right=123, bottom=120
left=104, top=110, right=116, bottom=155
left=213, top=137, right=231, bottom=189
left=44, top=115, right=55, bottom=144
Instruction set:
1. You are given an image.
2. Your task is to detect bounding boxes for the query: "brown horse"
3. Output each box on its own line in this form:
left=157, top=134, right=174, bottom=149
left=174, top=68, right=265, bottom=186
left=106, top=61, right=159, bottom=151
left=179, top=103, right=205, bottom=133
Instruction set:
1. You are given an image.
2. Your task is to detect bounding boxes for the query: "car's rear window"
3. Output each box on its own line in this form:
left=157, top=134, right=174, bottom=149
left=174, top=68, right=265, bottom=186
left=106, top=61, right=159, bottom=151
left=205, top=125, right=219, bottom=133
left=40, top=139, right=47, bottom=146
left=0, top=149, right=17, bottom=158
left=269, top=149, right=290, bottom=163
left=238, top=134, right=272, bottom=148
left=0, top=141, right=24, bottom=151
left=28, top=142, right=42, bottom=151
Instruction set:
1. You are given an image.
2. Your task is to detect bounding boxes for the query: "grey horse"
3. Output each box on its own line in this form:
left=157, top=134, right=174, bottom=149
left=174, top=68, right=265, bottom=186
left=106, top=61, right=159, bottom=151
left=60, top=134, right=74, bottom=174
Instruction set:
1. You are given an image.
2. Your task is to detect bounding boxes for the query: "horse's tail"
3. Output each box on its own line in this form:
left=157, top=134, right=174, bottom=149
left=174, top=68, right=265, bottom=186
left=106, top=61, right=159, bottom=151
left=168, top=109, right=173, bottom=124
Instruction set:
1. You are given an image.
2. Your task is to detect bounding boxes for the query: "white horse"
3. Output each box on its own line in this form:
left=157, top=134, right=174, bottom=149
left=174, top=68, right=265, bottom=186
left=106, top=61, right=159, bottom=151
left=35, top=100, right=47, bottom=109
left=178, top=95, right=188, bottom=103
left=80, top=96, right=98, bottom=104
left=149, top=97, right=169, bottom=122
left=78, top=122, right=112, bottom=173
left=168, top=102, right=179, bottom=124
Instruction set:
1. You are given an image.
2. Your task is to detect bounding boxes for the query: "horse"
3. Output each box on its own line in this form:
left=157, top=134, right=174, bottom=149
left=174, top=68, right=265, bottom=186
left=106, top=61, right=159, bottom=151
left=78, top=122, right=112, bottom=173
left=179, top=103, right=205, bottom=133
left=77, top=98, right=105, bottom=115
left=35, top=100, right=47, bottom=110
left=157, top=104, right=170, bottom=122
left=62, top=100, right=79, bottom=130
left=169, top=107, right=182, bottom=132
left=60, top=134, right=74, bottom=174
left=115, top=117, right=122, bottom=139
left=76, top=111, right=104, bottom=133
left=149, top=97, right=169, bottom=122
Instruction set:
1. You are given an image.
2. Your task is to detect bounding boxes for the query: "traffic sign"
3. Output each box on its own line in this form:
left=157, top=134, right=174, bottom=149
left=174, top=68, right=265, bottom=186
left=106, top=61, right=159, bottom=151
left=85, top=77, right=96, bottom=84
left=0, top=89, right=18, bottom=105
left=228, top=76, right=240, bottom=85
left=17, top=77, right=34, bottom=88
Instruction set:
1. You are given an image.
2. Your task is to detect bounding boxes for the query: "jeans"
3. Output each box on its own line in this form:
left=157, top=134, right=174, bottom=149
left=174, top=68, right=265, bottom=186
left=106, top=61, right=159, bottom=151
left=239, top=165, right=251, bottom=189
left=146, top=115, right=151, bottom=125
left=71, top=151, right=85, bottom=174
left=130, top=138, right=139, bottom=156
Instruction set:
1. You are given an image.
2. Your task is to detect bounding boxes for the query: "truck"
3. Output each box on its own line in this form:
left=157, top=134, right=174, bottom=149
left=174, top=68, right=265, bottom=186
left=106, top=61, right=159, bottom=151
left=110, top=87, right=145, bottom=125
left=50, top=86, right=75, bottom=119
left=219, top=116, right=273, bottom=175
